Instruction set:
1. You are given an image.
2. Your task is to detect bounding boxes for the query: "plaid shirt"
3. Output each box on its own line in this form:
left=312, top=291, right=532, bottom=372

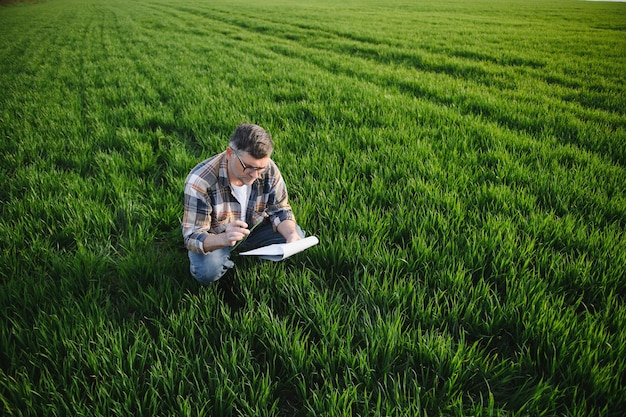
left=183, top=151, right=295, bottom=254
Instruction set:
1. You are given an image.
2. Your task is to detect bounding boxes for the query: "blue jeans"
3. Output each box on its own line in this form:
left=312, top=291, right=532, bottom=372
left=188, top=221, right=305, bottom=285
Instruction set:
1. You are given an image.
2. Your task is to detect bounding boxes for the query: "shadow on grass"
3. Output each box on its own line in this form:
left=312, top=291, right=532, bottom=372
left=215, top=273, right=245, bottom=313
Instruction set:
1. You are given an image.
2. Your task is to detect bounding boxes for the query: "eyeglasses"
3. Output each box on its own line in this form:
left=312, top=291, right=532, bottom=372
left=232, top=148, right=268, bottom=174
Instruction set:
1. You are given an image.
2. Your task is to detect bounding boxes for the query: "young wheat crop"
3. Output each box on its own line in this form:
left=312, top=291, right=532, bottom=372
left=1, top=0, right=625, bottom=415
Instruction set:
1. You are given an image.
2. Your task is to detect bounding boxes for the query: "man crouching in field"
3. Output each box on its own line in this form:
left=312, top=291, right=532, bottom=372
left=182, top=123, right=304, bottom=285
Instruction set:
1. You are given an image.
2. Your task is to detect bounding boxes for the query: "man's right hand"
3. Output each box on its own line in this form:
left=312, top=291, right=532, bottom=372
left=224, top=220, right=250, bottom=246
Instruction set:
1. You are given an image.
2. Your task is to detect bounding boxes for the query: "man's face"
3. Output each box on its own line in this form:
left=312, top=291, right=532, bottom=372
left=227, top=147, right=270, bottom=186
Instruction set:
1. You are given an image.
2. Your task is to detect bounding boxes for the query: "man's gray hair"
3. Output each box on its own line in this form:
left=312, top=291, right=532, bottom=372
left=229, top=123, right=274, bottom=158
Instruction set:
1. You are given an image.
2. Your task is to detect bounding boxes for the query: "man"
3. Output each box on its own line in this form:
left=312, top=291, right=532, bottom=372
left=182, top=123, right=304, bottom=285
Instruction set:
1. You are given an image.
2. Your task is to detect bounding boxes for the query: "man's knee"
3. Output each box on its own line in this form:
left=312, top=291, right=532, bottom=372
left=188, top=248, right=234, bottom=285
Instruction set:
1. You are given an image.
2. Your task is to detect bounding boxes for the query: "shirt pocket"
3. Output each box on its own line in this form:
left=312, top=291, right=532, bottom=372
left=211, top=215, right=230, bottom=234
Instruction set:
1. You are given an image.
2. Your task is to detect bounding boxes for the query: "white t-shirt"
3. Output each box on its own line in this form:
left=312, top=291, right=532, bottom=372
left=231, top=184, right=251, bottom=223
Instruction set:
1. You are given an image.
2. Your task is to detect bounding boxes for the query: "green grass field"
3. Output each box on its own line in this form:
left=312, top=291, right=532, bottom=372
left=1, top=0, right=625, bottom=415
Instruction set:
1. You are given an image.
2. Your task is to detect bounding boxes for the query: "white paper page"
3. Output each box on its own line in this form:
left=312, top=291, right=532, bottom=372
left=238, top=236, right=319, bottom=261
